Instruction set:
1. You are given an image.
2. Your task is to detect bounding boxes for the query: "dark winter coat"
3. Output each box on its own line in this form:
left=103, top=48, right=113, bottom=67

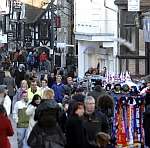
left=28, top=99, right=66, bottom=148
left=27, top=123, right=66, bottom=148
left=64, top=84, right=76, bottom=96
left=58, top=111, right=68, bottom=133
left=65, top=114, right=88, bottom=148
left=14, top=70, right=25, bottom=88
left=144, top=90, right=150, bottom=147
left=145, top=89, right=150, bottom=108
left=143, top=111, right=150, bottom=147
left=83, top=111, right=109, bottom=145
left=0, top=70, right=5, bottom=85
left=34, top=99, right=60, bottom=128
left=0, top=113, right=14, bottom=148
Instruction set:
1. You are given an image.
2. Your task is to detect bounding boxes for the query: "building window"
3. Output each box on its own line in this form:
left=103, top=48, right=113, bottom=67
left=128, top=59, right=136, bottom=75
left=139, top=59, right=145, bottom=75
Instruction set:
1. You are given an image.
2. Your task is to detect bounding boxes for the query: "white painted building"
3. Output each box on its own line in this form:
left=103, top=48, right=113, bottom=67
left=0, top=0, right=9, bottom=45
left=74, top=0, right=119, bottom=78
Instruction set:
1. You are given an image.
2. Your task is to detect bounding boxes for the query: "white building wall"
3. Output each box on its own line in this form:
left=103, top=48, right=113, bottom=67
left=0, top=0, right=9, bottom=15
left=74, top=0, right=117, bottom=35
left=0, top=0, right=9, bottom=44
left=78, top=40, right=115, bottom=78
left=75, top=0, right=119, bottom=78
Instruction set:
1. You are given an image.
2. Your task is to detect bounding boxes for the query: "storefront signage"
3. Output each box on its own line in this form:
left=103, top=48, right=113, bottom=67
left=128, top=0, right=140, bottom=11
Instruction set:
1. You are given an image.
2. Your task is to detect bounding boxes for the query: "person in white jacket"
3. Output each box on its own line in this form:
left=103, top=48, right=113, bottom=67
left=3, top=94, right=11, bottom=116
left=26, top=94, right=41, bottom=139
left=13, top=90, right=29, bottom=148
left=0, top=85, right=11, bottom=116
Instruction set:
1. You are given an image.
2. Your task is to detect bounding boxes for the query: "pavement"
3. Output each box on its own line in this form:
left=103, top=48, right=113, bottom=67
left=9, top=116, right=18, bottom=148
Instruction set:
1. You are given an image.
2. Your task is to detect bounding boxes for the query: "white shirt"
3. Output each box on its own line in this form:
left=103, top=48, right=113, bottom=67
left=3, top=95, right=11, bottom=116
left=26, top=104, right=37, bottom=138
left=13, top=99, right=28, bottom=123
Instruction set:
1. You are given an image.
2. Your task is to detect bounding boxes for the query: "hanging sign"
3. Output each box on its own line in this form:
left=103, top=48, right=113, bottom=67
left=128, top=0, right=140, bottom=11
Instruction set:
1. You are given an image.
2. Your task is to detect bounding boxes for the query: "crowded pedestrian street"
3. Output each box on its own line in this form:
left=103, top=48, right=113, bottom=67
left=1, top=0, right=150, bottom=148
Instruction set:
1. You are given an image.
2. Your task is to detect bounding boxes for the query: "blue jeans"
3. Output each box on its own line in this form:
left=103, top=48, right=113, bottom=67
left=17, top=128, right=29, bottom=148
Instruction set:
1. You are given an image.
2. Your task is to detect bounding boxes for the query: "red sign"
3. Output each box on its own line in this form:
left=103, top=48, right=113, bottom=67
left=55, top=16, right=61, bottom=28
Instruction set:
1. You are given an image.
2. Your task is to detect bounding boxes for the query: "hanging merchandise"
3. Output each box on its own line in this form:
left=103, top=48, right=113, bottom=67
left=127, top=97, right=135, bottom=145
left=114, top=94, right=145, bottom=147
left=116, top=96, right=128, bottom=147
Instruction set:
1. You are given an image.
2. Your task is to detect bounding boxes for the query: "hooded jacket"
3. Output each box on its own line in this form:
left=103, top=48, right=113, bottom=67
left=34, top=99, right=60, bottom=128
left=28, top=99, right=66, bottom=148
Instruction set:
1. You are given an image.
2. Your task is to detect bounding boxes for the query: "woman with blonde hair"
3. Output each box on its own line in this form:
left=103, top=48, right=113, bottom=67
left=20, top=80, right=28, bottom=90
left=42, top=88, right=54, bottom=100
left=28, top=88, right=66, bottom=148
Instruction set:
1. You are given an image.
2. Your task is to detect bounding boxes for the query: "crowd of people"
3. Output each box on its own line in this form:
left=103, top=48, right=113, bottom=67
left=0, top=56, right=150, bottom=148
left=0, top=48, right=51, bottom=73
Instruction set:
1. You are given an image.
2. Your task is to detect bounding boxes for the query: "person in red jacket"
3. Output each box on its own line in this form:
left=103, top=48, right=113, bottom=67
left=0, top=105, right=14, bottom=148
left=39, top=51, right=48, bottom=70
left=39, top=51, right=48, bottom=63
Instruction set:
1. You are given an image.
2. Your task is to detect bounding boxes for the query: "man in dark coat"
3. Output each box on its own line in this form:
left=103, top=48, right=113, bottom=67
left=64, top=77, right=76, bottom=96
left=83, top=96, right=109, bottom=146
left=13, top=64, right=25, bottom=88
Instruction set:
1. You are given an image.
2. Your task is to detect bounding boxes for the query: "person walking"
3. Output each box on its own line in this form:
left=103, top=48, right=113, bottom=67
left=13, top=90, right=29, bottom=148
left=65, top=102, right=88, bottom=148
left=13, top=64, right=26, bottom=88
left=26, top=94, right=41, bottom=139
left=0, top=105, right=14, bottom=148
left=3, top=71, right=16, bottom=113
left=52, top=75, right=65, bottom=103
left=12, top=80, right=28, bottom=111
left=27, top=80, right=41, bottom=101
left=27, top=88, right=66, bottom=148
left=0, top=85, right=11, bottom=116
left=83, top=96, right=109, bottom=147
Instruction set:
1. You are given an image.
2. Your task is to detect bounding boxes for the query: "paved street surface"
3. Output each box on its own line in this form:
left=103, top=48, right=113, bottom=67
left=9, top=116, right=18, bottom=148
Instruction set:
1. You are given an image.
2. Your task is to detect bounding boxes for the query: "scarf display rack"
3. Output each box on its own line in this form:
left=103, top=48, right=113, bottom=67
left=113, top=95, right=145, bottom=148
